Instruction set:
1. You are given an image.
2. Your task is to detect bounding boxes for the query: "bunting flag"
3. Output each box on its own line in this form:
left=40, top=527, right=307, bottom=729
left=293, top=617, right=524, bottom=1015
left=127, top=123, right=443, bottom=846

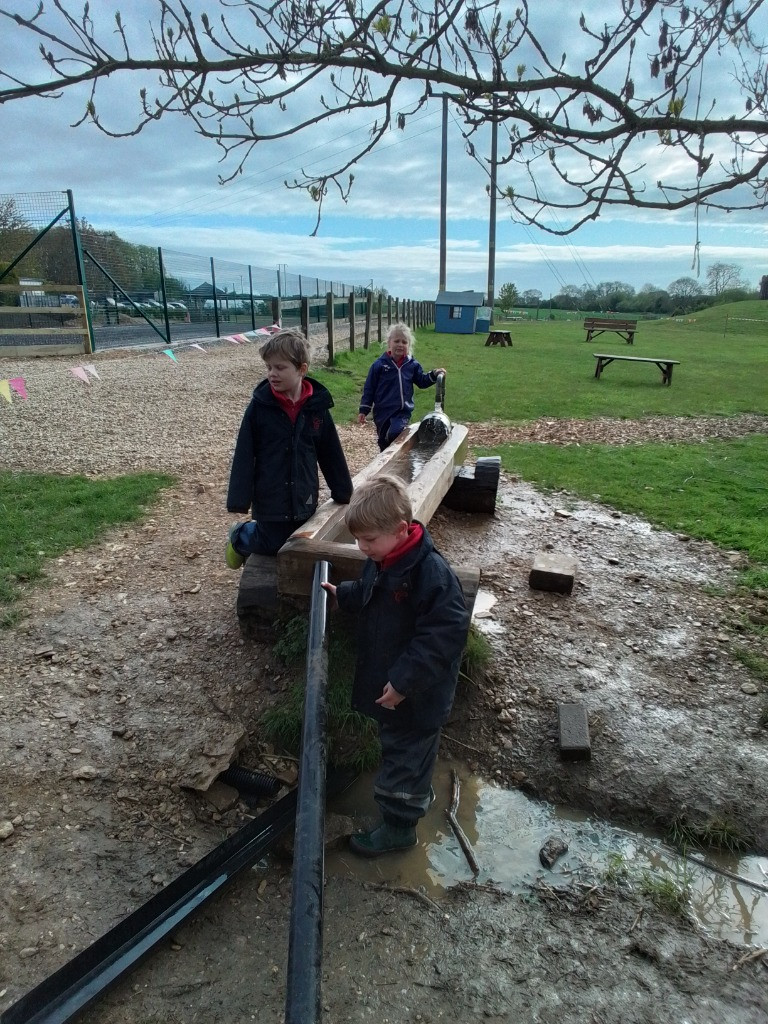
left=162, top=349, right=178, bottom=362
left=228, top=336, right=242, bottom=345
left=0, top=379, right=12, bottom=404
left=190, top=343, right=207, bottom=353
left=255, top=328, right=271, bottom=336
left=8, top=377, right=28, bottom=400
left=232, top=333, right=250, bottom=343
left=82, top=364, right=100, bottom=379
left=70, top=367, right=91, bottom=384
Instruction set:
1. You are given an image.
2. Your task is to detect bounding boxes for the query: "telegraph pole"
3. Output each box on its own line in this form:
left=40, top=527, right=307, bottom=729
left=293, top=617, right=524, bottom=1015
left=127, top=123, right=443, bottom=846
left=439, top=94, right=448, bottom=293
left=487, top=96, right=499, bottom=321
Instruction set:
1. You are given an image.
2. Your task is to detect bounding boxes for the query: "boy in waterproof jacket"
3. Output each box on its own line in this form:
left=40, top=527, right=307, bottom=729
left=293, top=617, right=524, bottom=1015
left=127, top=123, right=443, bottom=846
left=322, top=475, right=470, bottom=856
left=358, top=322, right=445, bottom=451
left=225, top=328, right=353, bottom=565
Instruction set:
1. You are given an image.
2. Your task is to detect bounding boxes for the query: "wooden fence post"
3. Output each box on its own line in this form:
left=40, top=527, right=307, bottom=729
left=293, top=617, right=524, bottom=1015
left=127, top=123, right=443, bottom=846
left=387, top=295, right=392, bottom=327
left=326, top=292, right=335, bottom=364
left=271, top=296, right=282, bottom=327
left=301, top=296, right=309, bottom=339
left=364, top=290, right=372, bottom=349
left=348, top=293, right=355, bottom=351
left=377, top=293, right=383, bottom=345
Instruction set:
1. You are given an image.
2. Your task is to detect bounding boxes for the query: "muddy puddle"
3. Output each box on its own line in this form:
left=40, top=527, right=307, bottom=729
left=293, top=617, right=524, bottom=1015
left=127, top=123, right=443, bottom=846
left=326, top=763, right=768, bottom=948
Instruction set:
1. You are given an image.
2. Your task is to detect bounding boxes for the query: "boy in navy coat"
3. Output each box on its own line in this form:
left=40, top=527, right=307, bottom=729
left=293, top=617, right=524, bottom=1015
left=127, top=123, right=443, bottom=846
left=323, top=475, right=470, bottom=856
left=226, top=328, right=353, bottom=565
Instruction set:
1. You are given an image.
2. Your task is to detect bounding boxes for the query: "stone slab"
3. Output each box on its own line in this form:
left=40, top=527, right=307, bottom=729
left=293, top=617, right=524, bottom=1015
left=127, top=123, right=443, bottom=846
left=558, top=702, right=591, bottom=761
left=529, top=552, right=578, bottom=594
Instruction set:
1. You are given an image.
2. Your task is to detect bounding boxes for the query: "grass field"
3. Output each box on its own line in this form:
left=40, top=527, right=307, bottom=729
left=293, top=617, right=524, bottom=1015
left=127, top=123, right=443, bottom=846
left=327, top=300, right=768, bottom=424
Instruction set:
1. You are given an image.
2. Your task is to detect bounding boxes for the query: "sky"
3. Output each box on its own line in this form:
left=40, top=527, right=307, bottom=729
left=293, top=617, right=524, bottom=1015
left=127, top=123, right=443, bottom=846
left=1, top=1, right=765, bottom=301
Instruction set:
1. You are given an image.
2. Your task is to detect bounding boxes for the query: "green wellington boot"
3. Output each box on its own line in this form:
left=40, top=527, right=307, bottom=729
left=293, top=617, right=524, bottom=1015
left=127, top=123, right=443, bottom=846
left=348, top=822, right=417, bottom=858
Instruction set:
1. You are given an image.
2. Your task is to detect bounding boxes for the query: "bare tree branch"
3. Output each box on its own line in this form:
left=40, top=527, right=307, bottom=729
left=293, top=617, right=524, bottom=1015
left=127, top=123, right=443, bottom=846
left=0, top=0, right=766, bottom=233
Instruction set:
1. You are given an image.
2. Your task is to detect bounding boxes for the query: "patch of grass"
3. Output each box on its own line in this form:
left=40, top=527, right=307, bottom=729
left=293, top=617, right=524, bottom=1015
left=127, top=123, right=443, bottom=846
left=668, top=814, right=752, bottom=854
left=603, top=851, right=630, bottom=884
left=733, top=647, right=768, bottom=684
left=262, top=616, right=380, bottom=772
left=483, top=437, right=768, bottom=568
left=639, top=872, right=691, bottom=916
left=461, top=624, right=492, bottom=683
left=0, top=470, right=174, bottom=626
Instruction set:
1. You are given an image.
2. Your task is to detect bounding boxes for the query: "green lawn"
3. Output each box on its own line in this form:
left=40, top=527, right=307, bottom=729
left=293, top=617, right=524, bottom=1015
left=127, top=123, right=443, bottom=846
left=324, top=300, right=768, bottom=424
left=0, top=471, right=174, bottom=626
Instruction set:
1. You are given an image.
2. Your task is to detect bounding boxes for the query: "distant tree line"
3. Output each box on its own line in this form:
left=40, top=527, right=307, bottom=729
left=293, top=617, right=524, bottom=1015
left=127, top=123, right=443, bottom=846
left=498, top=263, right=760, bottom=317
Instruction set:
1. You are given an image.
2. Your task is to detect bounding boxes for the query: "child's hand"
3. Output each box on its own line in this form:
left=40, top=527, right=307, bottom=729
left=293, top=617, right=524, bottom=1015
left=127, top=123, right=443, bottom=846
left=375, top=683, right=405, bottom=710
left=357, top=413, right=367, bottom=425
left=433, top=367, right=446, bottom=376
left=320, top=581, right=338, bottom=610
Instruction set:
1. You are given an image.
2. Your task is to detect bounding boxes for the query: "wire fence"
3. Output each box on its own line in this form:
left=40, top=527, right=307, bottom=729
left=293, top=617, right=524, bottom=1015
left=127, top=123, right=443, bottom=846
left=1, top=190, right=427, bottom=355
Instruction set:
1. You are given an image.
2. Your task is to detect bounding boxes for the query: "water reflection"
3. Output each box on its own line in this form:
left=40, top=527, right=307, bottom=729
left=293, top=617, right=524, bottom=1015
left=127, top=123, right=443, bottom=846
left=327, top=761, right=768, bottom=947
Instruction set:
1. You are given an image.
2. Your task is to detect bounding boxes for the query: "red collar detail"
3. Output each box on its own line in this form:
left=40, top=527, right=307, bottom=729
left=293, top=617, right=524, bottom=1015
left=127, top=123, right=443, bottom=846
left=271, top=378, right=313, bottom=422
left=380, top=522, right=423, bottom=569
left=387, top=352, right=407, bottom=367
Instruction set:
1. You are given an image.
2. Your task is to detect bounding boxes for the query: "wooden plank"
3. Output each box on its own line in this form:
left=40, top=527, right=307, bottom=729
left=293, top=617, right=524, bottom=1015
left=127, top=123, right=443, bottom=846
left=0, top=343, right=85, bottom=358
left=0, top=284, right=84, bottom=294
left=0, top=327, right=89, bottom=336
left=276, top=423, right=469, bottom=598
left=0, top=306, right=85, bottom=316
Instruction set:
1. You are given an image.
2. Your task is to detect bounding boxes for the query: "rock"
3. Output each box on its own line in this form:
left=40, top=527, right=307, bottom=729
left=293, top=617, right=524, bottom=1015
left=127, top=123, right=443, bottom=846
left=740, top=682, right=759, bottom=695
left=72, top=765, right=100, bottom=780
left=0, top=821, right=14, bottom=840
left=539, top=836, right=569, bottom=868
left=203, top=781, right=239, bottom=813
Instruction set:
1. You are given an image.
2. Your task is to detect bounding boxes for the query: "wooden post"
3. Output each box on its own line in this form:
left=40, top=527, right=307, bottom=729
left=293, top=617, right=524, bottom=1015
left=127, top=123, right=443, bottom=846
left=364, top=290, right=372, bottom=349
left=325, top=291, right=334, bottom=365
left=347, top=293, right=355, bottom=351
left=271, top=296, right=282, bottom=327
left=387, top=295, right=392, bottom=328
left=377, top=293, right=383, bottom=345
left=301, top=296, right=309, bottom=339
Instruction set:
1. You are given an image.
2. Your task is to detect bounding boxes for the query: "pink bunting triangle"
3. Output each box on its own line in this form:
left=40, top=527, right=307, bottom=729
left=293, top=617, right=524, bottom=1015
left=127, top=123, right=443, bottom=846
left=8, top=377, right=28, bottom=400
left=228, top=336, right=242, bottom=345
left=82, top=363, right=100, bottom=379
left=70, top=367, right=90, bottom=384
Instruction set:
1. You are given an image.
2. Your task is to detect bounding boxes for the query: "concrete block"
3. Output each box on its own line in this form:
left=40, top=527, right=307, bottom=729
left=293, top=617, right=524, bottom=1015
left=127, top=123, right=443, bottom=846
left=529, top=551, right=578, bottom=594
left=558, top=703, right=591, bottom=761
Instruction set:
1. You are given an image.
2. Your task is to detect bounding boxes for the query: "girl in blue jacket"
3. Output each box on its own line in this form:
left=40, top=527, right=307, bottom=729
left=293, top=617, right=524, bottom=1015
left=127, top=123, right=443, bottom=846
left=358, top=323, right=445, bottom=450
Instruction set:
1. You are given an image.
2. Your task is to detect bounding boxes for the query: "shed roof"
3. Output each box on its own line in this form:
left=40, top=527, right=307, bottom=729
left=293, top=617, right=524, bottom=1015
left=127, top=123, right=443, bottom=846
left=435, top=290, right=485, bottom=306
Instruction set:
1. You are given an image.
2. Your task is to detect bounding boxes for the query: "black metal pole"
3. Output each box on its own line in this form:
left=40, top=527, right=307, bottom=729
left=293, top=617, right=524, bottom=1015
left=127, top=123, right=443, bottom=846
left=285, top=561, right=330, bottom=1024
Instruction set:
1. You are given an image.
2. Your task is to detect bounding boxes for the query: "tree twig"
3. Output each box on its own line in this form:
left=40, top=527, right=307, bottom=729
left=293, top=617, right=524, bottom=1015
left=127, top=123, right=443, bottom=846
left=446, top=768, right=479, bottom=876
left=365, top=881, right=441, bottom=913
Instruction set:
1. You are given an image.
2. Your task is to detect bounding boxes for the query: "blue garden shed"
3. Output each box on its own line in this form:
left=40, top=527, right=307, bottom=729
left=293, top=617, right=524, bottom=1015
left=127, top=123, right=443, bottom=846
left=435, top=290, right=486, bottom=334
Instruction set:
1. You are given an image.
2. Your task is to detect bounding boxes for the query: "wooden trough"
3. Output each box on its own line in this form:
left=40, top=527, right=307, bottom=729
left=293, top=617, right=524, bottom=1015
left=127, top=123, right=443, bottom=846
left=238, top=422, right=498, bottom=624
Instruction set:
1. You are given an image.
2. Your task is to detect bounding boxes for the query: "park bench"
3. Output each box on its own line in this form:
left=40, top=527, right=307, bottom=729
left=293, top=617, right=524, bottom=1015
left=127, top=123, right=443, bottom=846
left=593, top=353, right=680, bottom=386
left=583, top=317, right=637, bottom=345
left=485, top=330, right=512, bottom=347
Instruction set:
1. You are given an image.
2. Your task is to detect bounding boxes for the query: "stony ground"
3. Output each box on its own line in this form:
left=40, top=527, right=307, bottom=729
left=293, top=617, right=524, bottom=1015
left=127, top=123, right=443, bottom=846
left=1, top=337, right=767, bottom=1023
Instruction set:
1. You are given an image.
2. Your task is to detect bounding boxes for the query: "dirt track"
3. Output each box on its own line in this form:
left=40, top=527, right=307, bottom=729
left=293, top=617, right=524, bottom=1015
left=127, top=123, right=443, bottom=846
left=1, top=340, right=767, bottom=1023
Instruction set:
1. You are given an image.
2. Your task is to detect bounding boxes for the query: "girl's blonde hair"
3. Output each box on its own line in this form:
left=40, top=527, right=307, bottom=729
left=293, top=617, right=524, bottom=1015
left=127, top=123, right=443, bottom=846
left=345, top=475, right=413, bottom=535
left=386, top=321, right=415, bottom=354
left=260, top=328, right=310, bottom=368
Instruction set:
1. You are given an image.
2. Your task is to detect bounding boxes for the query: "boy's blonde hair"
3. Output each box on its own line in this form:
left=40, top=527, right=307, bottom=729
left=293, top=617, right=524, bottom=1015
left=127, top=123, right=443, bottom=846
left=345, top=475, right=413, bottom=535
left=260, top=328, right=310, bottom=368
left=386, top=321, right=415, bottom=353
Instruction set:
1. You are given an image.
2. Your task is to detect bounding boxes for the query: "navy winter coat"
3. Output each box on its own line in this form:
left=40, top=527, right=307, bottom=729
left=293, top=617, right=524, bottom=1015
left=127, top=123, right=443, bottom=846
left=227, top=377, right=352, bottom=522
left=359, top=353, right=438, bottom=427
left=336, top=525, right=470, bottom=730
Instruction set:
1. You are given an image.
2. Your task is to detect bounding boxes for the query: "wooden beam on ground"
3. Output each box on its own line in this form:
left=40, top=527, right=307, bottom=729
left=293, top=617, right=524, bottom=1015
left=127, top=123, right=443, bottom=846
left=277, top=422, right=469, bottom=599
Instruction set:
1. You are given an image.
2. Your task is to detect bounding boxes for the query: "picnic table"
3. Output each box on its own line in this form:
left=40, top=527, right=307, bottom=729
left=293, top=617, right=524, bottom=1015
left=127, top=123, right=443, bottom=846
left=593, top=353, right=680, bottom=386
left=485, top=330, right=512, bottom=347
left=583, top=317, right=637, bottom=345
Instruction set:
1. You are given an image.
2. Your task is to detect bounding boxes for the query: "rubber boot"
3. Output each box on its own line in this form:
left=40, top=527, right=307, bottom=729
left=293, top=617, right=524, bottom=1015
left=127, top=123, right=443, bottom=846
left=348, top=821, right=417, bottom=858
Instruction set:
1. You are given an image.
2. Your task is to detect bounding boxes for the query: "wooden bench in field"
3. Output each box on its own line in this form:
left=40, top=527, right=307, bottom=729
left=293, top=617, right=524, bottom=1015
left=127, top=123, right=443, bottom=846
left=593, top=353, right=680, bottom=386
left=583, top=317, right=637, bottom=345
left=485, top=330, right=512, bottom=347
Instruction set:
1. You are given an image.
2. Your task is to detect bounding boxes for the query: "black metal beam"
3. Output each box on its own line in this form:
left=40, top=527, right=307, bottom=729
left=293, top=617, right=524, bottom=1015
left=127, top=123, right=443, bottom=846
left=285, top=560, right=331, bottom=1024
left=2, top=763, right=355, bottom=1024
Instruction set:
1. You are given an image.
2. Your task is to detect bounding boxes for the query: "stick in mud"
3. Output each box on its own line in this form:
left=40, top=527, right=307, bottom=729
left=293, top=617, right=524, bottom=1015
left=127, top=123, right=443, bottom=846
left=447, top=768, right=480, bottom=876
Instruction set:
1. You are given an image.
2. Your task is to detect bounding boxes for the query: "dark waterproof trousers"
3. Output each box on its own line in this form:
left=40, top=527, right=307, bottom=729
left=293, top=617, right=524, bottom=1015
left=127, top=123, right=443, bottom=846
left=374, top=722, right=441, bottom=827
